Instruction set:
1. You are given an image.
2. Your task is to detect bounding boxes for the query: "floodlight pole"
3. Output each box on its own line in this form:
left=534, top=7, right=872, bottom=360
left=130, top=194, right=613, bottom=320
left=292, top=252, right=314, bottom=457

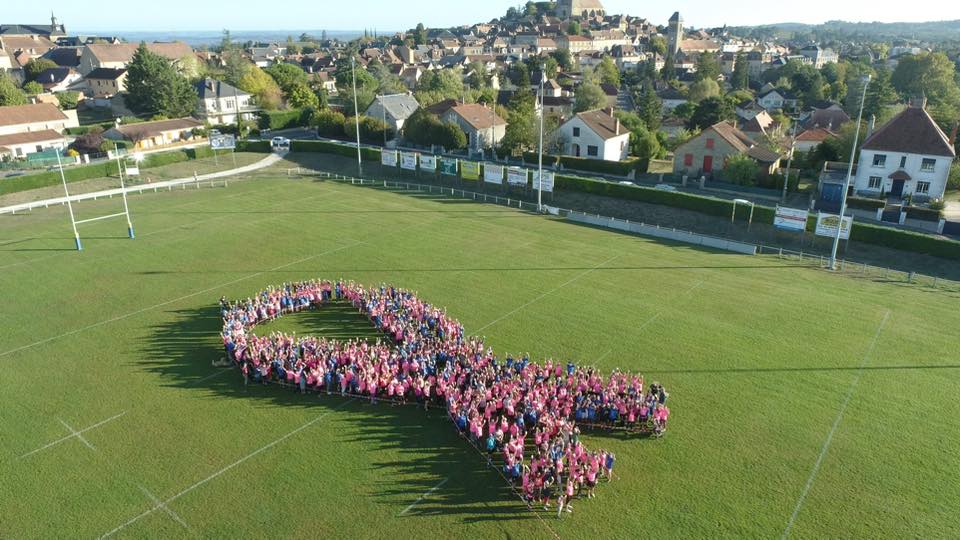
left=352, top=56, right=363, bottom=177
left=830, top=75, right=870, bottom=270
left=56, top=150, right=82, bottom=251
left=781, top=116, right=799, bottom=204
left=537, top=68, right=545, bottom=213
left=115, top=143, right=135, bottom=239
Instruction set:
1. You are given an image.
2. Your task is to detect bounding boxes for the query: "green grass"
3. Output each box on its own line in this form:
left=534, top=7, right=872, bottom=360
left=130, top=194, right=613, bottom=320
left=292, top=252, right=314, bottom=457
left=1, top=170, right=959, bottom=539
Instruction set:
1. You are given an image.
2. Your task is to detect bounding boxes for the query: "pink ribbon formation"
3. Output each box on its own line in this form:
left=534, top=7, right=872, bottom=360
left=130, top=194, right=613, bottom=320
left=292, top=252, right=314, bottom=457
left=220, top=280, right=670, bottom=506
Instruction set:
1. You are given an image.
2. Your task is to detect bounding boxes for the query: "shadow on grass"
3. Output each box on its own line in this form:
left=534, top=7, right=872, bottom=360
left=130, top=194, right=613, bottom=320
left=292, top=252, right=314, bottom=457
left=138, top=305, right=572, bottom=525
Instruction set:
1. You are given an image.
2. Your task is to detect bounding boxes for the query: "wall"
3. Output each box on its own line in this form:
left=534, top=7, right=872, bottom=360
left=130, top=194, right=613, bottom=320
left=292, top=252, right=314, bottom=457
left=854, top=149, right=952, bottom=200
left=560, top=116, right=629, bottom=161
left=567, top=211, right=758, bottom=255
left=673, top=128, right=739, bottom=177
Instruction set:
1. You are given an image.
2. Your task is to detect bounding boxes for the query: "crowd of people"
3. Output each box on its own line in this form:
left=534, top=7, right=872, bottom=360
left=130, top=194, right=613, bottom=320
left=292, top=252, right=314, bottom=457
left=220, top=279, right=670, bottom=513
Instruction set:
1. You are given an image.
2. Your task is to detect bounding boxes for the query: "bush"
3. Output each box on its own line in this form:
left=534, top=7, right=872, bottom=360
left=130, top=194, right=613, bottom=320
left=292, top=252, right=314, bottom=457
left=258, top=109, right=311, bottom=131
left=344, top=115, right=393, bottom=145
left=846, top=197, right=886, bottom=211
left=722, top=155, right=758, bottom=185
left=236, top=140, right=271, bottom=153
left=904, top=206, right=943, bottom=222
left=312, top=109, right=346, bottom=138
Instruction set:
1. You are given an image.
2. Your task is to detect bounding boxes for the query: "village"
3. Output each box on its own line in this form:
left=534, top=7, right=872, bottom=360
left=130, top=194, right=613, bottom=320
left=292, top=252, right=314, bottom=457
left=1, top=1, right=958, bottom=235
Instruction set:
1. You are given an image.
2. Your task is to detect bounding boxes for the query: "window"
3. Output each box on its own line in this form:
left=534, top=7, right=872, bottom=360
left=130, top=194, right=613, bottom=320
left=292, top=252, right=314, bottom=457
left=226, top=99, right=235, bottom=110
left=916, top=181, right=930, bottom=194
left=921, top=158, right=936, bottom=172
left=684, top=153, right=693, bottom=167
left=706, top=138, right=715, bottom=149
left=868, top=176, right=882, bottom=189
left=572, top=127, right=580, bottom=137
left=899, top=156, right=907, bottom=168
left=587, top=145, right=599, bottom=157
left=872, top=154, right=886, bottom=167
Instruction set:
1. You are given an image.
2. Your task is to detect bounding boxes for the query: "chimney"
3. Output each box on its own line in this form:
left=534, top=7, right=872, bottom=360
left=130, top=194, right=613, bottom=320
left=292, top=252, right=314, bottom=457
left=866, top=115, right=876, bottom=139
left=615, top=118, right=621, bottom=135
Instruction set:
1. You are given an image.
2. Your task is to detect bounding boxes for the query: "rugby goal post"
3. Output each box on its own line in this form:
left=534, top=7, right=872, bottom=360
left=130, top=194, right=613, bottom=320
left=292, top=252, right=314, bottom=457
left=57, top=143, right=136, bottom=251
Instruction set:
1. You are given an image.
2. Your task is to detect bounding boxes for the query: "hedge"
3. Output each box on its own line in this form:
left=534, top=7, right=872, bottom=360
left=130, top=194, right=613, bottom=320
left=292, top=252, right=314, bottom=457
left=851, top=222, right=960, bottom=260
left=523, top=152, right=645, bottom=176
left=0, top=160, right=119, bottom=196
left=904, top=206, right=943, bottom=222
left=237, top=140, right=271, bottom=153
left=258, top=109, right=312, bottom=131
left=291, top=140, right=380, bottom=161
left=847, top=197, right=886, bottom=211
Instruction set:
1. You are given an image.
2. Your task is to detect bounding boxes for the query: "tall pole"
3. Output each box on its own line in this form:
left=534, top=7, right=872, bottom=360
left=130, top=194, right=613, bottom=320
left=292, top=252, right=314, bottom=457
left=537, top=68, right=545, bottom=213
left=57, top=150, right=82, bottom=251
left=380, top=93, right=387, bottom=148
left=115, top=143, right=135, bottom=239
left=781, top=116, right=799, bottom=204
left=352, top=56, right=363, bottom=177
left=830, top=75, right=870, bottom=270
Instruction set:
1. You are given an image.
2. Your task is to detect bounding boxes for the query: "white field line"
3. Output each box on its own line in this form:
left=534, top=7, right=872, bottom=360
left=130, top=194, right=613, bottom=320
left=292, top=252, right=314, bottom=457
left=635, top=280, right=705, bottom=334
left=781, top=310, right=891, bottom=539
left=0, top=240, right=364, bottom=361
left=57, top=419, right=96, bottom=451
left=98, top=398, right=356, bottom=539
left=399, top=477, right=449, bottom=516
left=139, top=486, right=190, bottom=531
left=19, top=411, right=126, bottom=459
left=475, top=254, right=621, bottom=333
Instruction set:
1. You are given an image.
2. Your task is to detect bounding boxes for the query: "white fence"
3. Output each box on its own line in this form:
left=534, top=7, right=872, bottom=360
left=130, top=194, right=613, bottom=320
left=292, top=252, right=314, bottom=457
left=566, top=212, right=758, bottom=255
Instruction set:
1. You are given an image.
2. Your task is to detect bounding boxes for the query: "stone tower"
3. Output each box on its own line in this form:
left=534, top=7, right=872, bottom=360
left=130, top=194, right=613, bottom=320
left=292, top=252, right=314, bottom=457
left=668, top=12, right=683, bottom=58
left=557, top=0, right=606, bottom=20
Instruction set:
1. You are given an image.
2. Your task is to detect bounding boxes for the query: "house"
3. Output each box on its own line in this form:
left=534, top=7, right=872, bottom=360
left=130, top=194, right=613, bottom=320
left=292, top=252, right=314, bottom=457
left=556, top=0, right=606, bottom=20
left=557, top=35, right=594, bottom=54
left=794, top=127, right=836, bottom=153
left=84, top=68, right=126, bottom=100
left=852, top=102, right=956, bottom=202
left=757, top=88, right=797, bottom=111
left=657, top=87, right=688, bottom=112
left=78, top=42, right=193, bottom=76
left=103, top=117, right=204, bottom=150
left=34, top=67, right=82, bottom=93
left=558, top=108, right=630, bottom=161
left=315, top=71, right=337, bottom=95
left=673, top=120, right=782, bottom=178
left=250, top=44, right=287, bottom=67
left=739, top=110, right=781, bottom=139
left=799, top=45, right=839, bottom=69
left=801, top=103, right=850, bottom=131
left=195, top=78, right=258, bottom=125
left=0, top=103, right=78, bottom=136
left=441, top=103, right=506, bottom=152
left=365, top=93, right=420, bottom=134
left=0, top=129, right=65, bottom=159
left=0, top=14, right=66, bottom=38
left=735, top=100, right=765, bottom=120
left=541, top=96, right=574, bottom=119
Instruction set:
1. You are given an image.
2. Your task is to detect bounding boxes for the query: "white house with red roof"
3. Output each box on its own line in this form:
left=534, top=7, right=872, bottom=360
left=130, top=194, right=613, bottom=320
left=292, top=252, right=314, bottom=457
left=853, top=102, right=956, bottom=201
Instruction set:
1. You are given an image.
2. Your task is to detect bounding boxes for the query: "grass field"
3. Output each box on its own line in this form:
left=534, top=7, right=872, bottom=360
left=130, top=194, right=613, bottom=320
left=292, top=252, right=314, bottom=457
left=1, top=167, right=959, bottom=539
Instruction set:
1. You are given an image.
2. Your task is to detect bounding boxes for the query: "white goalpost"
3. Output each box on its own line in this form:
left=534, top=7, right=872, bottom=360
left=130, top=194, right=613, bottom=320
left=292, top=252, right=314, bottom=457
left=57, top=144, right=136, bottom=251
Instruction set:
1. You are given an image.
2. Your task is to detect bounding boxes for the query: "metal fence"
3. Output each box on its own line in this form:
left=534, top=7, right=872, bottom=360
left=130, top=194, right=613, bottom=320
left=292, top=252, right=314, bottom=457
left=292, top=167, right=960, bottom=293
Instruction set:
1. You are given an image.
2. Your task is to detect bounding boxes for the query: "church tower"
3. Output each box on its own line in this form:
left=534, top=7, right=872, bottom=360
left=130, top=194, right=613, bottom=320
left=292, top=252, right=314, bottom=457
left=668, top=12, right=683, bottom=58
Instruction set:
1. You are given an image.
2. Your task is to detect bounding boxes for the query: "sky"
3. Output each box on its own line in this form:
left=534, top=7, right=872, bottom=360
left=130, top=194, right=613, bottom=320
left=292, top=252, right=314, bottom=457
left=21, top=1, right=960, bottom=33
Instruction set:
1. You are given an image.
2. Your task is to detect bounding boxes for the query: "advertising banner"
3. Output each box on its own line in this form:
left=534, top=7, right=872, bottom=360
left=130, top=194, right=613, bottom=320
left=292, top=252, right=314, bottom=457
left=381, top=150, right=398, bottom=167
left=774, top=206, right=809, bottom=232
left=461, top=161, right=480, bottom=180
left=533, top=170, right=555, bottom=193
left=815, top=212, right=853, bottom=240
left=209, top=134, right=236, bottom=150
left=420, top=155, right=437, bottom=171
left=440, top=158, right=458, bottom=176
left=400, top=152, right=418, bottom=171
left=507, top=167, right=528, bottom=187
left=484, top=163, right=504, bottom=184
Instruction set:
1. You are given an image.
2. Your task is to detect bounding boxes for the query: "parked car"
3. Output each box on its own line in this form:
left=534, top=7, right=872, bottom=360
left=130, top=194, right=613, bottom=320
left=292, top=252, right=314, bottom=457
left=270, top=137, right=291, bottom=151
left=655, top=183, right=678, bottom=192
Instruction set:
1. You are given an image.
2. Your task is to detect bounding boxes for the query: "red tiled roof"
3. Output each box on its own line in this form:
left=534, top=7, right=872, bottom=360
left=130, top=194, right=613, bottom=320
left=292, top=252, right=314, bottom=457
left=862, top=106, right=955, bottom=157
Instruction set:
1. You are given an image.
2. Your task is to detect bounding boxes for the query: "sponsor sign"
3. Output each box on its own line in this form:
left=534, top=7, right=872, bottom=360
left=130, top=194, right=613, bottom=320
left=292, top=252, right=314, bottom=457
left=774, top=206, right=809, bottom=232
left=440, top=158, right=458, bottom=176
left=507, top=167, right=528, bottom=187
left=461, top=161, right=480, bottom=180
left=420, top=155, right=437, bottom=171
left=533, top=170, right=555, bottom=193
left=400, top=151, right=418, bottom=171
left=815, top=212, right=853, bottom=240
left=381, top=150, right=398, bottom=167
left=125, top=167, right=140, bottom=176
left=484, top=163, right=504, bottom=184
left=209, top=134, right=236, bottom=150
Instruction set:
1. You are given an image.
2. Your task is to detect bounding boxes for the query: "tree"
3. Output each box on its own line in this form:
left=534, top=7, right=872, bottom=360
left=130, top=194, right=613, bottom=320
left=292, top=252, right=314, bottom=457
left=688, top=79, right=720, bottom=103
left=56, top=91, right=80, bottom=110
left=523, top=1, right=538, bottom=16
left=221, top=49, right=250, bottom=86
left=415, top=68, right=465, bottom=107
left=287, top=82, right=319, bottom=109
left=948, top=161, right=960, bottom=191
left=732, top=52, right=750, bottom=90
left=567, top=21, right=581, bottom=36
left=125, top=43, right=198, bottom=118
left=597, top=57, right=621, bottom=88
left=550, top=49, right=573, bottom=71
left=22, top=81, right=44, bottom=95
left=0, top=73, right=28, bottom=106
left=862, top=68, right=897, bottom=121
left=695, top=53, right=721, bottom=83
left=413, top=23, right=428, bottom=46
left=688, top=96, right=734, bottom=130
left=264, top=63, right=309, bottom=92
left=574, top=82, right=606, bottom=112
left=500, top=90, right=538, bottom=154
left=660, top=55, right=676, bottom=81
left=891, top=52, right=960, bottom=127
left=336, top=60, right=378, bottom=111
left=220, top=29, right=234, bottom=52
left=403, top=109, right=466, bottom=150
left=238, top=66, right=283, bottom=110
left=649, top=36, right=667, bottom=57
left=636, top=85, right=662, bottom=131
left=312, top=109, right=346, bottom=137
left=68, top=128, right=106, bottom=155
left=23, top=58, right=58, bottom=82
left=723, top=154, right=759, bottom=185
left=467, top=61, right=490, bottom=90
left=344, top=115, right=393, bottom=144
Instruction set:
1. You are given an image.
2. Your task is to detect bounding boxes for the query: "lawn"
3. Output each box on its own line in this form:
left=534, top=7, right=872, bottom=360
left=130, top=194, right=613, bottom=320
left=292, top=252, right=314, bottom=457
left=1, top=169, right=958, bottom=539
